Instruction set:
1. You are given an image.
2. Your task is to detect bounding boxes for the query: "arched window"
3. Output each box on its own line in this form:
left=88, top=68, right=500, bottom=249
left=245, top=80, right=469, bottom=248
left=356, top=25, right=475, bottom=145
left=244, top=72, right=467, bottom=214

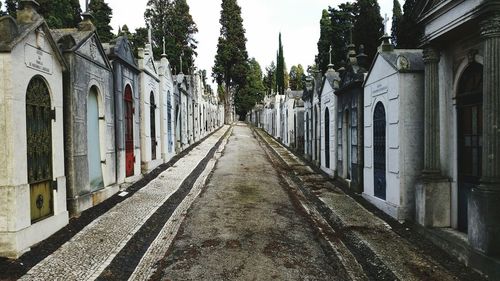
left=325, top=108, right=330, bottom=168
left=88, top=86, right=103, bottom=190
left=373, top=102, right=386, bottom=200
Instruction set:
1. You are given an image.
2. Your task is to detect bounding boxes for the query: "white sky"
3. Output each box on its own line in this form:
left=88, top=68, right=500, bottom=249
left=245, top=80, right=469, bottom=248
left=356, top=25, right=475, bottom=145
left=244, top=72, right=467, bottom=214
left=79, top=0, right=398, bottom=76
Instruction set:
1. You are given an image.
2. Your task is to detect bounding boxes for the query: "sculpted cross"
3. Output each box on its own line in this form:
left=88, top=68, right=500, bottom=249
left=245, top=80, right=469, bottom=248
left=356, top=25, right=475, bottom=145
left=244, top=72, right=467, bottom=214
left=383, top=13, right=389, bottom=35
left=329, top=45, right=332, bottom=65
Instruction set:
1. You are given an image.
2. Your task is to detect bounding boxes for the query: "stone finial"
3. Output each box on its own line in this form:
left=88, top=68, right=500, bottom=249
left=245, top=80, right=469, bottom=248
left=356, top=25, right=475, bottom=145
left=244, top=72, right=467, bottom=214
left=356, top=45, right=368, bottom=69
left=17, top=0, right=40, bottom=24
left=347, top=43, right=357, bottom=65
left=378, top=33, right=394, bottom=52
left=78, top=12, right=95, bottom=31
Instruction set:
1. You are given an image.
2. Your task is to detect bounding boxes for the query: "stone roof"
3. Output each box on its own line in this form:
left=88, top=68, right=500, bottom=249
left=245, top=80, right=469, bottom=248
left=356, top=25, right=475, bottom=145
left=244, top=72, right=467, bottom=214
left=379, top=49, right=424, bottom=72
left=105, top=36, right=139, bottom=71
left=51, top=28, right=93, bottom=48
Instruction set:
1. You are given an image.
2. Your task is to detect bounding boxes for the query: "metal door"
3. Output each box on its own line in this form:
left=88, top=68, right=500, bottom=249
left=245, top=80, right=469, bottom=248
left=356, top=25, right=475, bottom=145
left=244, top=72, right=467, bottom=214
left=124, top=86, right=134, bottom=177
left=150, top=92, right=157, bottom=160
left=373, top=102, right=386, bottom=200
left=325, top=108, right=330, bottom=168
left=457, top=63, right=483, bottom=232
left=26, top=77, right=53, bottom=222
left=87, top=88, right=103, bottom=190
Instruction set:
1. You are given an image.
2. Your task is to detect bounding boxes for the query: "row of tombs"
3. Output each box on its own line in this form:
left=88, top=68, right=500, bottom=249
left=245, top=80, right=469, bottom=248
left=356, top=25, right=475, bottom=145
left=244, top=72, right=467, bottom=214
left=249, top=1, right=500, bottom=278
left=0, top=2, right=224, bottom=258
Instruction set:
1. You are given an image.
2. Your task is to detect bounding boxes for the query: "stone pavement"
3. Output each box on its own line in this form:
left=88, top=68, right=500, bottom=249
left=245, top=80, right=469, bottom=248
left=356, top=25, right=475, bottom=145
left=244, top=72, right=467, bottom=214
left=254, top=127, right=486, bottom=281
left=19, top=126, right=230, bottom=281
left=151, top=123, right=350, bottom=280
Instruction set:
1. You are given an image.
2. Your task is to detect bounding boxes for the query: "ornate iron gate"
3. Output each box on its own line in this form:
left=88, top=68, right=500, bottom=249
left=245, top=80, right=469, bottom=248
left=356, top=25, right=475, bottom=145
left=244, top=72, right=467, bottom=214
left=26, top=77, right=54, bottom=222
left=150, top=92, right=157, bottom=160
left=124, top=85, right=134, bottom=177
left=457, top=62, right=483, bottom=232
left=373, top=102, right=386, bottom=200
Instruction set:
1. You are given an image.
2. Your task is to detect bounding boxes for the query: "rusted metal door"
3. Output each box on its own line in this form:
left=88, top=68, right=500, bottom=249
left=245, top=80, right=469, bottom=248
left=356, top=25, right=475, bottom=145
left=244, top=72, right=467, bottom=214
left=26, top=77, right=54, bottom=222
left=457, top=63, right=483, bottom=233
left=124, top=86, right=134, bottom=177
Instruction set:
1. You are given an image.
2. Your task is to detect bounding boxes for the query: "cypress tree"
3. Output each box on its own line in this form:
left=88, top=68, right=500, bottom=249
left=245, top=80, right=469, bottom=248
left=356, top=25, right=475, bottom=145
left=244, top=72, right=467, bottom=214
left=317, top=9, right=333, bottom=74
left=276, top=33, right=285, bottom=95
left=34, top=0, right=82, bottom=28
left=89, top=0, right=113, bottom=42
left=391, top=0, right=402, bottom=46
left=212, top=0, right=248, bottom=124
left=397, top=0, right=422, bottom=48
left=264, top=62, right=277, bottom=96
left=353, top=0, right=383, bottom=63
left=236, top=58, right=265, bottom=119
left=329, top=3, right=358, bottom=68
left=145, top=0, right=198, bottom=71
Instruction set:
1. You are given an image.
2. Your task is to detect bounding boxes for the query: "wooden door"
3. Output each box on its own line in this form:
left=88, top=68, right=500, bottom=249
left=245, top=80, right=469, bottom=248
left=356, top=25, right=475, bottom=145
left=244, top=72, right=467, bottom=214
left=457, top=63, right=483, bottom=233
left=124, top=86, right=134, bottom=177
left=26, top=77, right=53, bottom=222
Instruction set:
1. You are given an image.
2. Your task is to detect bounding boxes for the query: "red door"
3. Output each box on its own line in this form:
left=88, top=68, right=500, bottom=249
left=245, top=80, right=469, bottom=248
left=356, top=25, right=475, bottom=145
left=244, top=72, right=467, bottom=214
left=125, top=86, right=134, bottom=177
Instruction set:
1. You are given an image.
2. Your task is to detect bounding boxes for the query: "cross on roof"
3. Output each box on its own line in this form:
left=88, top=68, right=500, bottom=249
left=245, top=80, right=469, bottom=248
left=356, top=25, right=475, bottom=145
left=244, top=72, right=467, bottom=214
left=383, top=13, right=389, bottom=35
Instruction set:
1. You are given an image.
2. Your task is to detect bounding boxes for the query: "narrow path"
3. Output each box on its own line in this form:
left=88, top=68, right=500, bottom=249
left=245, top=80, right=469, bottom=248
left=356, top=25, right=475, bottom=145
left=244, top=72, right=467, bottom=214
left=19, top=126, right=229, bottom=281
left=151, top=123, right=348, bottom=281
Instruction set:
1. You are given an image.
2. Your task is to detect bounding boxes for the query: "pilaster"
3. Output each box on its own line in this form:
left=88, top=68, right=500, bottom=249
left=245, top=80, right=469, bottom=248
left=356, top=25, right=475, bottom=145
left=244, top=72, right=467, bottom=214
left=469, top=14, right=500, bottom=256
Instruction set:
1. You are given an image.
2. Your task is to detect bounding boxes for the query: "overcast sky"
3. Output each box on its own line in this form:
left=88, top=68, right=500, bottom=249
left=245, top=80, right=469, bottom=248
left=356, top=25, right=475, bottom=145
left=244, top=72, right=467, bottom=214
left=79, top=0, right=397, bottom=76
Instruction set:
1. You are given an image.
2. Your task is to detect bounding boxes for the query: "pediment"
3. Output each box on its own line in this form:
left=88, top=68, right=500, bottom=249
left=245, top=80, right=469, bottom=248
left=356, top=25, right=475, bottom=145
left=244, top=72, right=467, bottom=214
left=77, top=34, right=108, bottom=67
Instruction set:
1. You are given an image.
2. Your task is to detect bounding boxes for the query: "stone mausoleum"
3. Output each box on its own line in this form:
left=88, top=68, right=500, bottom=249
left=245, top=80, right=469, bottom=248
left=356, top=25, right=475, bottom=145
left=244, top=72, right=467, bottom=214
left=0, top=1, right=68, bottom=257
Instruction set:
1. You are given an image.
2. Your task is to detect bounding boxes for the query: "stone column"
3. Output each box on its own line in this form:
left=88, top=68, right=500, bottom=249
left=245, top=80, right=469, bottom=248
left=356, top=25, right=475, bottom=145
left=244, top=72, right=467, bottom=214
left=422, top=47, right=441, bottom=176
left=415, top=46, right=451, bottom=227
left=469, top=14, right=500, bottom=256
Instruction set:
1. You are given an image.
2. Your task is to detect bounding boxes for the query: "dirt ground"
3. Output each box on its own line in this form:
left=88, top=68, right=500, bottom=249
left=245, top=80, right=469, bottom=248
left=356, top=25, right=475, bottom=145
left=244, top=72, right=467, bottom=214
left=152, top=123, right=348, bottom=281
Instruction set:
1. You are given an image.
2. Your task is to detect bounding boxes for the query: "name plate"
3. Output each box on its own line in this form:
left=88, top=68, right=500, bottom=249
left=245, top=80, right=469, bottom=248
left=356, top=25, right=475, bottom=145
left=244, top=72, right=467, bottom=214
left=25, top=44, right=53, bottom=75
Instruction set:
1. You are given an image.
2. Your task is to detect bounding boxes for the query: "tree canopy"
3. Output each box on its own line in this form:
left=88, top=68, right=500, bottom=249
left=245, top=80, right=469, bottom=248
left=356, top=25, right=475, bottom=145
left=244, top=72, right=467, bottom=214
left=289, top=64, right=305, bottom=91
left=145, top=0, right=198, bottom=72
left=235, top=58, right=265, bottom=119
left=327, top=2, right=358, bottom=69
left=353, top=0, right=383, bottom=63
left=395, top=0, right=422, bottom=48
left=263, top=62, right=277, bottom=96
left=212, top=0, right=248, bottom=123
left=276, top=33, right=286, bottom=95
left=89, top=0, right=114, bottom=42
left=317, top=9, right=334, bottom=74
left=5, top=0, right=82, bottom=28
left=391, top=0, right=402, bottom=46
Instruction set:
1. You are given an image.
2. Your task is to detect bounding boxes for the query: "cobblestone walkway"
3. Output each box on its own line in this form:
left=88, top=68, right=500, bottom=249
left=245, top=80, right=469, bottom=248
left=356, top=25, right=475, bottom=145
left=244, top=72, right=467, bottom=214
left=19, top=126, right=229, bottom=281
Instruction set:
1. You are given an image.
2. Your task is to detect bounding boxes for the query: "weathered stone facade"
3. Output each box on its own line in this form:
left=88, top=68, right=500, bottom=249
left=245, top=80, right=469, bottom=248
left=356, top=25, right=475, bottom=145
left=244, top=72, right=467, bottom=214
left=52, top=15, right=116, bottom=216
left=0, top=2, right=68, bottom=257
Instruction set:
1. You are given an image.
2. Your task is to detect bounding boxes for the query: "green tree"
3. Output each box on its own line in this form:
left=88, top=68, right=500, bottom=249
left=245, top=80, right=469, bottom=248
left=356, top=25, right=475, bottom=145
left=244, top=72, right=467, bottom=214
left=329, top=3, right=358, bottom=68
left=396, top=0, right=422, bottom=48
left=289, top=64, right=305, bottom=91
left=89, top=0, right=113, bottom=42
left=5, top=0, right=16, bottom=17
left=263, top=62, right=276, bottom=96
left=353, top=0, right=383, bottom=63
left=317, top=9, right=334, bottom=74
left=276, top=32, right=285, bottom=95
left=145, top=0, right=198, bottom=72
left=130, top=27, right=148, bottom=57
left=34, top=0, right=82, bottom=28
left=235, top=58, right=265, bottom=119
left=212, top=0, right=248, bottom=124
left=0, top=1, right=4, bottom=17
left=391, top=0, right=402, bottom=46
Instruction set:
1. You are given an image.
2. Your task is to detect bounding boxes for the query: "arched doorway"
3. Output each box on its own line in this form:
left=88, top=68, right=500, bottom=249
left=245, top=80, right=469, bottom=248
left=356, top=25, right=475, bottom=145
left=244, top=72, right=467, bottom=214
left=124, top=85, right=134, bottom=177
left=26, top=76, right=53, bottom=222
left=314, top=106, right=319, bottom=161
left=325, top=108, right=330, bottom=168
left=373, top=102, right=386, bottom=200
left=150, top=92, right=157, bottom=160
left=167, top=91, right=172, bottom=153
left=88, top=86, right=103, bottom=190
left=343, top=109, right=351, bottom=179
left=306, top=112, right=310, bottom=155
left=457, top=62, right=483, bottom=233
